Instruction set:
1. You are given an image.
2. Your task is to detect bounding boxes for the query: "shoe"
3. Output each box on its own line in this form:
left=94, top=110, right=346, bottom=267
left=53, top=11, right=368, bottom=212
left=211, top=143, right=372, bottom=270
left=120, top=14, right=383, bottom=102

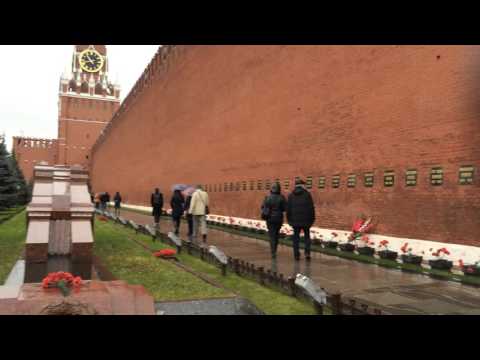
left=305, top=255, right=311, bottom=261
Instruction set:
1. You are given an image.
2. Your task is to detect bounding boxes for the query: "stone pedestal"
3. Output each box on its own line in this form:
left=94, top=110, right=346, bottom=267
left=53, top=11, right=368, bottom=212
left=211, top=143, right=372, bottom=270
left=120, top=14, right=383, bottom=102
left=0, top=281, right=155, bottom=315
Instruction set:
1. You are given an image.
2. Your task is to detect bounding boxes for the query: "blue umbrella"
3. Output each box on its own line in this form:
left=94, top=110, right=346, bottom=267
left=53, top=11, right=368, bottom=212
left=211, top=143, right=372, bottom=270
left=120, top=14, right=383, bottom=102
left=171, top=184, right=188, bottom=192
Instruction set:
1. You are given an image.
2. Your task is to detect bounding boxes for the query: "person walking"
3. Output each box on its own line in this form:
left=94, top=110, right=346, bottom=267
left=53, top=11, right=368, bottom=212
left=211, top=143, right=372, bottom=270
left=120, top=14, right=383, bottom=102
left=114, top=192, right=122, bottom=217
left=100, top=192, right=107, bottom=211
left=151, top=188, right=164, bottom=229
left=105, top=192, right=111, bottom=210
left=170, top=189, right=185, bottom=235
left=261, top=182, right=287, bottom=259
left=286, top=178, right=316, bottom=261
left=184, top=194, right=194, bottom=241
left=94, top=193, right=100, bottom=209
left=188, top=185, right=209, bottom=244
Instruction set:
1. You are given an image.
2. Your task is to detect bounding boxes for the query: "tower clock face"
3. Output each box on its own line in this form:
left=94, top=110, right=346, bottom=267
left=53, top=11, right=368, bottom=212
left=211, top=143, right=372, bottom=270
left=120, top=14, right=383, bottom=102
left=79, top=49, right=104, bottom=73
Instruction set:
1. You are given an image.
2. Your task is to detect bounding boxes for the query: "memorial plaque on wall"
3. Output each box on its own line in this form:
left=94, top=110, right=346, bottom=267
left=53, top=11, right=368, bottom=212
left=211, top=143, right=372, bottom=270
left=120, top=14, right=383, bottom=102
left=406, top=169, right=417, bottom=186
left=306, top=176, right=313, bottom=189
left=430, top=167, right=443, bottom=186
left=459, top=166, right=474, bottom=185
left=235, top=182, right=240, bottom=191
left=242, top=181, right=247, bottom=191
left=332, top=175, right=340, bottom=188
left=250, top=180, right=255, bottom=190
left=257, top=180, right=263, bottom=190
left=284, top=179, right=290, bottom=190
left=347, top=174, right=356, bottom=188
left=384, top=171, right=395, bottom=187
left=230, top=182, right=234, bottom=191
left=364, top=172, right=374, bottom=187
left=318, top=176, right=325, bottom=189
left=265, top=179, right=271, bottom=190
left=224, top=183, right=228, bottom=192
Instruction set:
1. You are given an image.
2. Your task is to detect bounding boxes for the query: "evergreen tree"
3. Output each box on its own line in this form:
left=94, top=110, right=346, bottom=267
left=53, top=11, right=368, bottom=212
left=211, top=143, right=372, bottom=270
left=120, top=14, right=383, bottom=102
left=9, top=150, right=30, bottom=205
left=0, top=135, right=17, bottom=211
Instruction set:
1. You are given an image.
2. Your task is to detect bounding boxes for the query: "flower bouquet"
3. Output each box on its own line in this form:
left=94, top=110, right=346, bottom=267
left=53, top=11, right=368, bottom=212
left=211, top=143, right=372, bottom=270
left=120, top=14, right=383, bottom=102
left=356, top=235, right=376, bottom=256
left=42, top=272, right=82, bottom=297
left=324, top=232, right=339, bottom=249
left=428, top=248, right=453, bottom=271
left=377, top=240, right=398, bottom=260
left=348, top=215, right=375, bottom=242
left=400, top=243, right=423, bottom=265
left=154, top=249, right=177, bottom=259
left=458, top=259, right=480, bottom=276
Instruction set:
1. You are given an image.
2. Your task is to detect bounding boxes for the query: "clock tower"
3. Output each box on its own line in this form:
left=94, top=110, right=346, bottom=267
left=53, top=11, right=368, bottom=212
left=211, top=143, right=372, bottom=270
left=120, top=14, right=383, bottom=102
left=57, top=45, right=121, bottom=167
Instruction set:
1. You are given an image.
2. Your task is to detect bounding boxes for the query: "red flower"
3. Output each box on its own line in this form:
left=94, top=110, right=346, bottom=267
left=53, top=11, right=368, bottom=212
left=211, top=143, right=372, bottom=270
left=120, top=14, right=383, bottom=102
left=352, top=219, right=364, bottom=232
left=400, top=243, right=408, bottom=253
left=154, top=249, right=177, bottom=258
left=380, top=240, right=389, bottom=247
left=73, top=277, right=82, bottom=287
left=331, top=232, right=338, bottom=237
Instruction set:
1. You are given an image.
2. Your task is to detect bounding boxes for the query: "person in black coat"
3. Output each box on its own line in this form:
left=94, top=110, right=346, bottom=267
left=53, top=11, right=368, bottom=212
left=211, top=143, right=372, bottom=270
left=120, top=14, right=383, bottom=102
left=151, top=188, right=164, bottom=227
left=262, top=182, right=287, bottom=259
left=114, top=192, right=122, bottom=217
left=184, top=194, right=193, bottom=240
left=170, top=189, right=185, bottom=235
left=287, top=178, right=316, bottom=261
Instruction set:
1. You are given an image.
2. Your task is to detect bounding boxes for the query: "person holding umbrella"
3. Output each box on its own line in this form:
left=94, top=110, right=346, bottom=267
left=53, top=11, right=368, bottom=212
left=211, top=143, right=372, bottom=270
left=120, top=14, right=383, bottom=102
left=170, top=185, right=186, bottom=235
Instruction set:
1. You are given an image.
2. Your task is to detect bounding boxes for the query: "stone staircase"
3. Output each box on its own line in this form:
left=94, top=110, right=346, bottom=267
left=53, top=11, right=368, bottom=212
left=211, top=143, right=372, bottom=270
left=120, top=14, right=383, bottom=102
left=0, top=280, right=155, bottom=315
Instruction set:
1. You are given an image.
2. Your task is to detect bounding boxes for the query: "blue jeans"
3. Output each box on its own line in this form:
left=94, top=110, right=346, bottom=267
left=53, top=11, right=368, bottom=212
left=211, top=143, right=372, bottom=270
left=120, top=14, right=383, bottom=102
left=292, top=226, right=311, bottom=259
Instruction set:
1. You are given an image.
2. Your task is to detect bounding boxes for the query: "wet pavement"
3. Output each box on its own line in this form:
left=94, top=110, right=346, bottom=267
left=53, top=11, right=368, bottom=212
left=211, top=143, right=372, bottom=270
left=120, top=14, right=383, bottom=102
left=155, top=297, right=264, bottom=315
left=115, top=210, right=480, bottom=315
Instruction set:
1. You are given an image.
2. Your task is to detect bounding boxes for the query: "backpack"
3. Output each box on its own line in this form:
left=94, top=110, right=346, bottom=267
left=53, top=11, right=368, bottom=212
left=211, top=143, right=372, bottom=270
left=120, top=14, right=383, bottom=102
left=261, top=197, right=271, bottom=220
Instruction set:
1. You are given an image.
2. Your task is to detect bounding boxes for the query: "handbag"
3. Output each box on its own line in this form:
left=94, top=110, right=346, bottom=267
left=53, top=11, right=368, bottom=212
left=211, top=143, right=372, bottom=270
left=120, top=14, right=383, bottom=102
left=198, top=192, right=210, bottom=215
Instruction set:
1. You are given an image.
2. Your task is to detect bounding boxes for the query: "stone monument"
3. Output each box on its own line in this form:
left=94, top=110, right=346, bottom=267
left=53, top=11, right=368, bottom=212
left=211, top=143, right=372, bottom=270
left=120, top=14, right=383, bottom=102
left=24, top=164, right=95, bottom=283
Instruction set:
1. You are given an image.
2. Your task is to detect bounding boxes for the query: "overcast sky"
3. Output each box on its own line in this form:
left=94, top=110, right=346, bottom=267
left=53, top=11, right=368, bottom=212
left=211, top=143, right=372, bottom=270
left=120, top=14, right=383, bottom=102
left=0, top=45, right=159, bottom=151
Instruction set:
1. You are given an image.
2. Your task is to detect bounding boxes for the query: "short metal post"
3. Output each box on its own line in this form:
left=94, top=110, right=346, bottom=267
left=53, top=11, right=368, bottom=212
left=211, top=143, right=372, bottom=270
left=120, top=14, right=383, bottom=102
left=330, top=293, right=342, bottom=315
left=313, top=301, right=324, bottom=315
left=259, top=267, right=265, bottom=286
left=288, top=276, right=296, bottom=297
left=221, top=263, right=227, bottom=276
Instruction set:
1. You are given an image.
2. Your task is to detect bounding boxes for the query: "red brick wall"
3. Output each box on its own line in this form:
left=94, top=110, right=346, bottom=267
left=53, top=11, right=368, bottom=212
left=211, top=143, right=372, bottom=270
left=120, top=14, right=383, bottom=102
left=12, top=137, right=58, bottom=181
left=90, top=45, right=480, bottom=246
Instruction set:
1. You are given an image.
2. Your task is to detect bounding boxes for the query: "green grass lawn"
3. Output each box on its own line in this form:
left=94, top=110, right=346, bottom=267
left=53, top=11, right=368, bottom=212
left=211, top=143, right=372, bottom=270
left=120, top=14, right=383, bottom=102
left=0, top=211, right=26, bottom=284
left=95, top=219, right=318, bottom=315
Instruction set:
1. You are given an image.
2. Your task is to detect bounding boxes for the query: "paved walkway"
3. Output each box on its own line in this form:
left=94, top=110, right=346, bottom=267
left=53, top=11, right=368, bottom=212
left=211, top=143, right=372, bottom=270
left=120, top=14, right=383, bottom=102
left=116, top=209, right=480, bottom=314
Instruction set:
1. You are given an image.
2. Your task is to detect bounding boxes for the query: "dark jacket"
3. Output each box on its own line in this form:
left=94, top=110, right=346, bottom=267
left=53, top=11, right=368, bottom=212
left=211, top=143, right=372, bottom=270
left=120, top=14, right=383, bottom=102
left=170, top=192, right=185, bottom=219
left=263, top=184, right=287, bottom=224
left=184, top=195, right=192, bottom=218
left=287, top=185, right=315, bottom=227
left=151, top=192, right=164, bottom=209
left=114, top=193, right=122, bottom=208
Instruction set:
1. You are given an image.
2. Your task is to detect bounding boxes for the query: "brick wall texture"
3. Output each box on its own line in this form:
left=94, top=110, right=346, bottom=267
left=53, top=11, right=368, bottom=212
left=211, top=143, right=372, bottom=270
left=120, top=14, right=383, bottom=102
left=89, top=45, right=480, bottom=246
